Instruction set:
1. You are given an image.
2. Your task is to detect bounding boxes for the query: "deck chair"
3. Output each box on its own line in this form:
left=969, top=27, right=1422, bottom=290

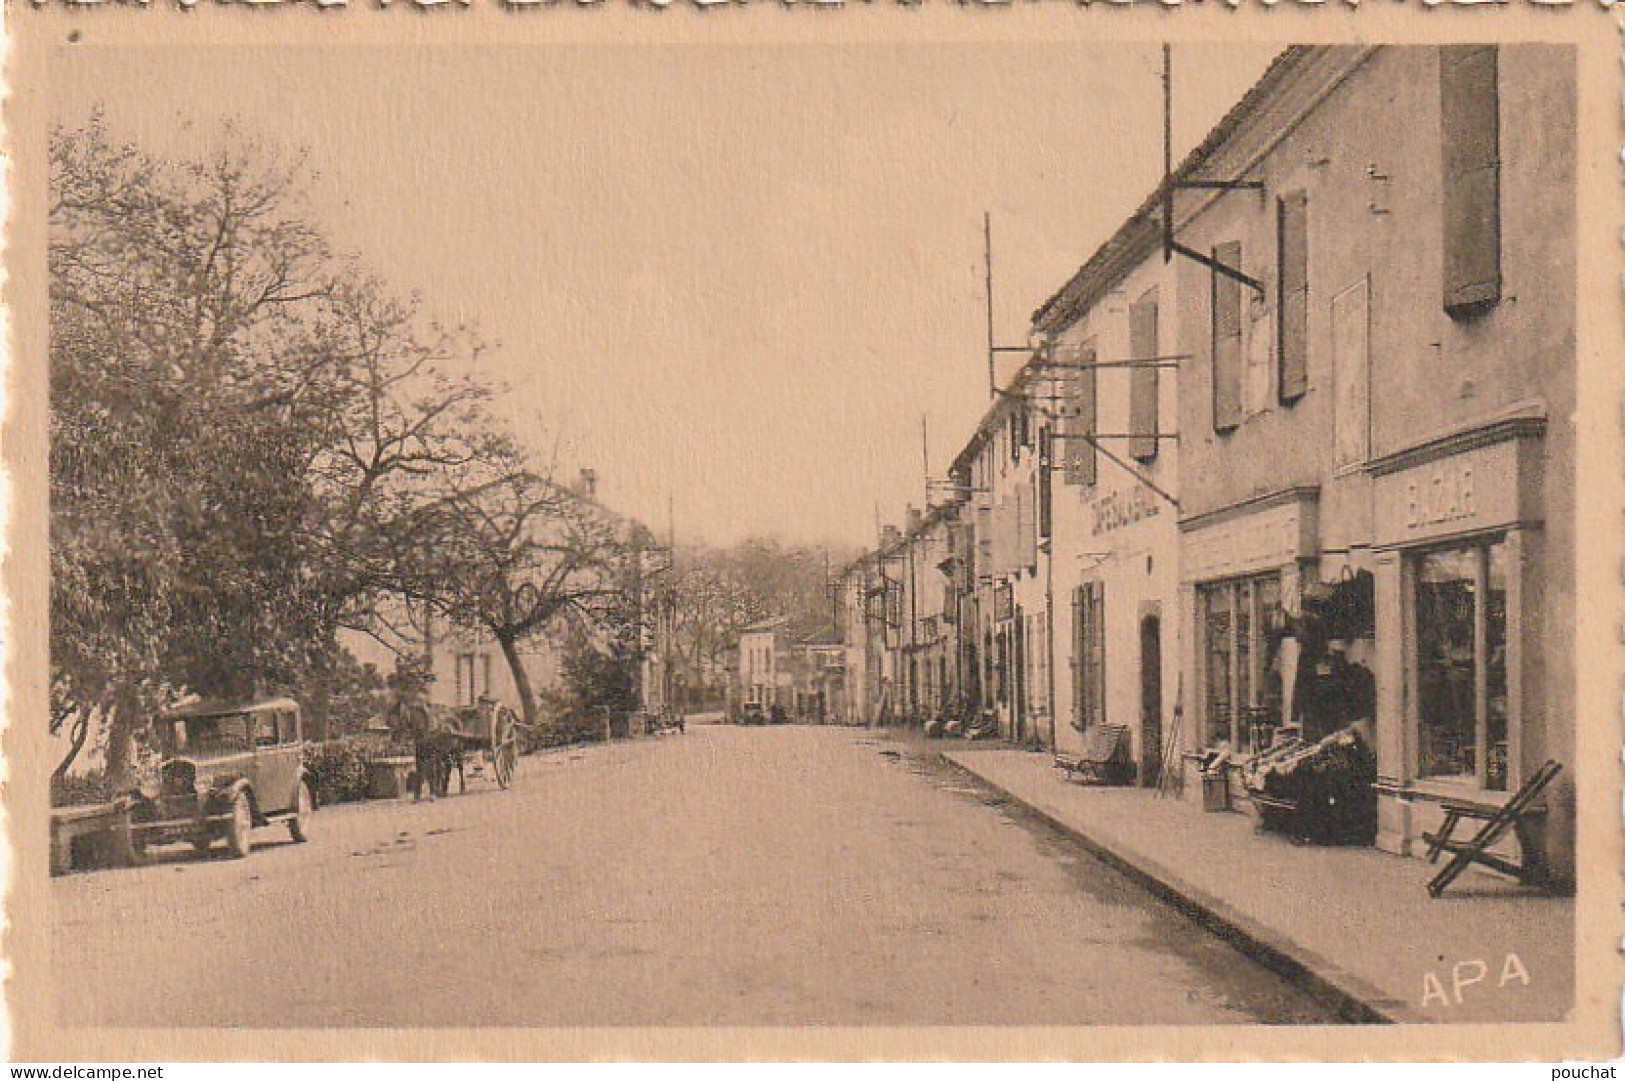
left=1054, top=724, right=1130, bottom=785
left=1423, top=760, right=1562, bottom=898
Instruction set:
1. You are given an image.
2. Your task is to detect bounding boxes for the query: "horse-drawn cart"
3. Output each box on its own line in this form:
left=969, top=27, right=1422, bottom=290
left=391, top=697, right=521, bottom=797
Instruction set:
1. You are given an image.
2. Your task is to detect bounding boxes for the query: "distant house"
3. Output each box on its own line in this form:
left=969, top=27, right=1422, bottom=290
left=339, top=601, right=563, bottom=719
left=735, top=616, right=790, bottom=714
left=789, top=638, right=847, bottom=724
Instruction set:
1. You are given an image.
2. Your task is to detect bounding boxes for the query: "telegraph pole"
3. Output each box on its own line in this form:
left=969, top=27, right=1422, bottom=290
left=1162, top=43, right=1173, bottom=263
left=984, top=211, right=996, bottom=400
left=921, top=414, right=931, bottom=508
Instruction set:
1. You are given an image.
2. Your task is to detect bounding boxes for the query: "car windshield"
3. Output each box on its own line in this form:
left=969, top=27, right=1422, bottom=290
left=170, top=713, right=253, bottom=755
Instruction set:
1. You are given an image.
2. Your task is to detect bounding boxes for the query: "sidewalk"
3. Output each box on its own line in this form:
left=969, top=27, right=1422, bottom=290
left=941, top=745, right=1573, bottom=1024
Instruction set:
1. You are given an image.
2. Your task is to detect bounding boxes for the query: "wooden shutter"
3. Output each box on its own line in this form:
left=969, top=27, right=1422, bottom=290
left=1440, top=45, right=1501, bottom=317
left=1079, top=580, right=1106, bottom=729
left=1019, top=477, right=1037, bottom=570
left=1071, top=586, right=1085, bottom=731
left=1211, top=241, right=1244, bottom=432
left=1079, top=342, right=1097, bottom=485
left=1037, top=428, right=1052, bottom=540
left=1277, top=192, right=1309, bottom=402
left=1060, top=340, right=1097, bottom=486
left=1129, top=289, right=1160, bottom=462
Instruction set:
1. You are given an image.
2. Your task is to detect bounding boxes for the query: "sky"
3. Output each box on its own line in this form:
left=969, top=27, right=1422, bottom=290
left=51, top=42, right=1279, bottom=550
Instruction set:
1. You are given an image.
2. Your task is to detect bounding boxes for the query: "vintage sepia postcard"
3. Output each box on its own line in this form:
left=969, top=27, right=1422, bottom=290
left=3, top=3, right=1620, bottom=1063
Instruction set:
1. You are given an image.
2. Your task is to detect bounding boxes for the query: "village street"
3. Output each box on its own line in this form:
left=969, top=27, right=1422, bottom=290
left=52, top=724, right=1337, bottom=1028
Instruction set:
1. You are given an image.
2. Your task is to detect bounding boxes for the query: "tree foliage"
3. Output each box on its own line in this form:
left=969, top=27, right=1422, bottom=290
left=669, top=538, right=852, bottom=678
left=406, top=455, right=639, bottom=728
left=48, top=114, right=516, bottom=782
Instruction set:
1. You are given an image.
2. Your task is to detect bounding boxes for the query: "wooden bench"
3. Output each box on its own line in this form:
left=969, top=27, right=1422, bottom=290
left=1423, top=759, right=1562, bottom=897
left=1054, top=724, right=1130, bottom=785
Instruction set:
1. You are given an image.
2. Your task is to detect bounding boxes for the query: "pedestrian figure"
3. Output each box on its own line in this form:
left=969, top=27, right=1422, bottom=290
left=386, top=661, right=443, bottom=802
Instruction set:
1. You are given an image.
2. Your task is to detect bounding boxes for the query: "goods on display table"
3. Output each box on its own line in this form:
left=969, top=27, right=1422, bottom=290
left=1241, top=722, right=1378, bottom=846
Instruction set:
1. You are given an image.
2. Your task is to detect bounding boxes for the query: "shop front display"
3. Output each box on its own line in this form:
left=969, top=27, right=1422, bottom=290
left=1178, top=487, right=1320, bottom=808
left=1366, top=415, right=1550, bottom=860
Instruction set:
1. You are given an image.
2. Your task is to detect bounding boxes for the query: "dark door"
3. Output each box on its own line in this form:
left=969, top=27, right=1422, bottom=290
left=1012, top=609, right=1027, bottom=742
left=1140, top=615, right=1163, bottom=787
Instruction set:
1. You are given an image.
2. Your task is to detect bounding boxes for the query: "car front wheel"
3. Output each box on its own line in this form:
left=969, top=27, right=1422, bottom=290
left=287, top=781, right=313, bottom=843
left=225, top=792, right=253, bottom=859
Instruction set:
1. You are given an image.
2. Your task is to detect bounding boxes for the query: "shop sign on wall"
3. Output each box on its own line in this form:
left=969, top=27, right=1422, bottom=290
left=1182, top=497, right=1316, bottom=581
left=1090, top=485, right=1161, bottom=537
left=1375, top=439, right=1520, bottom=546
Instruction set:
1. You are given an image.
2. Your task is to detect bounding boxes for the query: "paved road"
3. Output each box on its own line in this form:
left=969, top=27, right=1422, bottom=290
left=53, top=724, right=1336, bottom=1026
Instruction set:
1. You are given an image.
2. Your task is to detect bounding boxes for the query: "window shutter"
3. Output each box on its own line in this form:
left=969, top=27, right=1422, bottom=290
left=1037, top=428, right=1053, bottom=540
left=1091, top=581, right=1106, bottom=730
left=1080, top=342, right=1097, bottom=485
left=1440, top=45, right=1501, bottom=317
left=1071, top=586, right=1085, bottom=730
left=1019, top=477, right=1037, bottom=570
left=1059, top=340, right=1097, bottom=486
left=1212, top=241, right=1244, bottom=432
left=1128, top=290, right=1160, bottom=461
left=1057, top=368, right=1082, bottom=487
left=1277, top=192, right=1310, bottom=402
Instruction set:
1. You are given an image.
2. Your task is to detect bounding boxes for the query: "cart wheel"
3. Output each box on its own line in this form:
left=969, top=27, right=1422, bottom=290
left=493, top=740, right=517, bottom=790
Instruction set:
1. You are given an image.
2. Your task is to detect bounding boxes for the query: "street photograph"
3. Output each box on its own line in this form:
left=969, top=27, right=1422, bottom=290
left=13, top=24, right=1608, bottom=1063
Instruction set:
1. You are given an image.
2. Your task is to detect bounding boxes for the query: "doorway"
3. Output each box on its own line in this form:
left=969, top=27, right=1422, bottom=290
left=1140, top=612, right=1163, bottom=787
left=1012, top=608, right=1027, bottom=743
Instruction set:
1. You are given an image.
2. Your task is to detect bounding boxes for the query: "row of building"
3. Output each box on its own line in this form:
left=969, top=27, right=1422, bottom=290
left=836, top=45, right=1576, bottom=887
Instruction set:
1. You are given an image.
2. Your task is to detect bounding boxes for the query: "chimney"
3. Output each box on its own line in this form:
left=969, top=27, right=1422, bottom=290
left=881, top=525, right=901, bottom=548
left=906, top=505, right=923, bottom=534
left=577, top=469, right=597, bottom=499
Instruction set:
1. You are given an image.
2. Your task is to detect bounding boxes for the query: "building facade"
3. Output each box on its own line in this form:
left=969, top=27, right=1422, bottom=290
left=841, top=43, right=1574, bottom=887
left=950, top=370, right=1051, bottom=746
left=1168, top=46, right=1574, bottom=883
left=736, top=617, right=791, bottom=713
left=1031, top=209, right=1183, bottom=784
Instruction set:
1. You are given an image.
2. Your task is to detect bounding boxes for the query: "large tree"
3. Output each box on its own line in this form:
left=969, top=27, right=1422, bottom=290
left=49, top=115, right=507, bottom=779
left=410, top=457, right=638, bottom=730
left=50, top=117, right=337, bottom=781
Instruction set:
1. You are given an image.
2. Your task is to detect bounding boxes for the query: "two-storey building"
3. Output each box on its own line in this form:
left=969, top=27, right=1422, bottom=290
left=1169, top=45, right=1575, bottom=884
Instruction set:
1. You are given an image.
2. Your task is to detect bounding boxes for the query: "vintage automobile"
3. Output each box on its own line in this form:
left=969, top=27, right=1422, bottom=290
left=124, top=697, right=315, bottom=861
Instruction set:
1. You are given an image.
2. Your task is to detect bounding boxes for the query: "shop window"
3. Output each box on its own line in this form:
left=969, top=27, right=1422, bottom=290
left=1211, top=241, right=1245, bottom=432
left=1440, top=45, right=1501, bottom=318
left=1129, top=289, right=1160, bottom=461
left=1277, top=192, right=1309, bottom=403
left=1072, top=581, right=1106, bottom=732
left=1414, top=539, right=1509, bottom=791
left=1198, top=574, right=1284, bottom=753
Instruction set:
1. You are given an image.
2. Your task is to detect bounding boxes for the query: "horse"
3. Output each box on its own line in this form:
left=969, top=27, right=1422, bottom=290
left=386, top=693, right=465, bottom=801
